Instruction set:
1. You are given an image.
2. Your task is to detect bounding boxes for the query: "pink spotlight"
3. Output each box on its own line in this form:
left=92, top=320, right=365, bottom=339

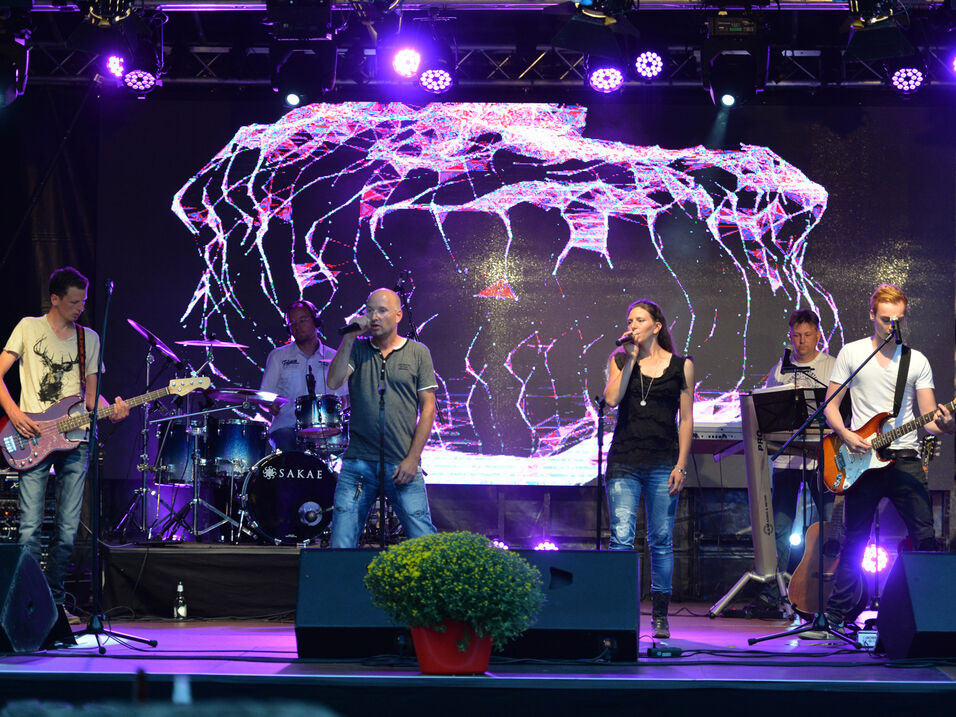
left=419, top=68, right=453, bottom=94
left=106, top=55, right=125, bottom=78
left=862, top=544, right=889, bottom=573
left=533, top=539, right=559, bottom=551
left=392, top=48, right=422, bottom=78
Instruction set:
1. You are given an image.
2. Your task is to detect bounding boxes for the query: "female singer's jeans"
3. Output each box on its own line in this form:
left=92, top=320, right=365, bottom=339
left=329, top=458, right=437, bottom=548
left=17, top=443, right=90, bottom=604
left=606, top=461, right=678, bottom=595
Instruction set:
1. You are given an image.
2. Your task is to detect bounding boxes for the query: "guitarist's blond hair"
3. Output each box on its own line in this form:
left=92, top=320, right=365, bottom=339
left=870, top=283, right=907, bottom=313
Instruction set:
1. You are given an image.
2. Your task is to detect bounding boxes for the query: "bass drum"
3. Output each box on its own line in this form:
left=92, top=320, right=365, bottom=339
left=240, top=451, right=337, bottom=545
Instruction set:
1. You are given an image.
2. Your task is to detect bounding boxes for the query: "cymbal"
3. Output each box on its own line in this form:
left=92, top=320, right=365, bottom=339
left=208, top=387, right=289, bottom=409
left=127, top=319, right=182, bottom=364
left=176, top=339, right=249, bottom=349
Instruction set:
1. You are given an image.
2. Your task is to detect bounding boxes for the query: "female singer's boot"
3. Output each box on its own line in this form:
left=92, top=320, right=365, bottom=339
left=651, top=592, right=671, bottom=639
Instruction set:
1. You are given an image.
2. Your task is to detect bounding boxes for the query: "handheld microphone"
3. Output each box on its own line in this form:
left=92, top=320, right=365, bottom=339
left=337, top=322, right=362, bottom=335
left=615, top=334, right=636, bottom=347
left=890, top=317, right=903, bottom=345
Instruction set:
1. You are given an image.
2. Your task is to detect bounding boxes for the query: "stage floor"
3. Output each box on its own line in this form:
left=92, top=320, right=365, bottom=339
left=1, top=606, right=953, bottom=715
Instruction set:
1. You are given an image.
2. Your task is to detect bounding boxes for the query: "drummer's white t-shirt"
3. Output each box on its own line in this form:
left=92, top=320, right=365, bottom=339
left=259, top=340, right=347, bottom=433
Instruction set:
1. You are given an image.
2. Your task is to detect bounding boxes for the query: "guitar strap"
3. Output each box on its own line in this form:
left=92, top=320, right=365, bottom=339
left=76, top=324, right=86, bottom=399
left=890, top=344, right=910, bottom=418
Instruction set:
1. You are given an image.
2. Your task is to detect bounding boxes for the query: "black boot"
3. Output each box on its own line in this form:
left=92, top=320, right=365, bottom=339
left=651, top=592, right=670, bottom=639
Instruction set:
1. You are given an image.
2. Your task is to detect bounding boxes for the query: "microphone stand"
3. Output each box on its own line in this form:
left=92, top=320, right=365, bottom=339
left=749, top=332, right=896, bottom=648
left=74, top=280, right=157, bottom=654
left=593, top=396, right=607, bottom=550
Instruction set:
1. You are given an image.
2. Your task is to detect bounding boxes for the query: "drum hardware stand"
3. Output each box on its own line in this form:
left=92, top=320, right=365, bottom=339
left=746, top=334, right=896, bottom=648
left=73, top=279, right=157, bottom=654
left=113, top=349, right=181, bottom=541
left=149, top=401, right=245, bottom=542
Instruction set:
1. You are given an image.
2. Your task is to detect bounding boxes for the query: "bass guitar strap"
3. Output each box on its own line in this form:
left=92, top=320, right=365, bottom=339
left=76, top=324, right=86, bottom=399
left=890, top=344, right=910, bottom=418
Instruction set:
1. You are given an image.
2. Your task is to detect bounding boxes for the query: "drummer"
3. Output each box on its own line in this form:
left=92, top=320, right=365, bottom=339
left=260, top=300, right=347, bottom=452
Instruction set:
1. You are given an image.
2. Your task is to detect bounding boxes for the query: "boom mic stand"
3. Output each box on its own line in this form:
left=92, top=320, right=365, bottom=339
left=748, top=332, right=896, bottom=648
left=74, top=279, right=157, bottom=654
left=593, top=396, right=607, bottom=550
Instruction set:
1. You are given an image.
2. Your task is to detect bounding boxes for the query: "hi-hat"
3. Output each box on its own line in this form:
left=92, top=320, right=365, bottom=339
left=176, top=339, right=249, bottom=349
left=208, top=387, right=289, bottom=410
left=128, top=319, right=183, bottom=364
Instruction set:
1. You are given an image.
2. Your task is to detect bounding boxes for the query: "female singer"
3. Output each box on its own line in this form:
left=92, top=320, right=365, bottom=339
left=604, top=299, right=694, bottom=639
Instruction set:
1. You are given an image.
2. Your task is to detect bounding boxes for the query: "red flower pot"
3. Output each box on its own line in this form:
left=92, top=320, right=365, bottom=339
left=410, top=620, right=492, bottom=675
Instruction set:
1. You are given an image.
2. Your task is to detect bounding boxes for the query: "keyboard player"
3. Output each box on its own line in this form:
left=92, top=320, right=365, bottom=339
left=750, top=309, right=835, bottom=617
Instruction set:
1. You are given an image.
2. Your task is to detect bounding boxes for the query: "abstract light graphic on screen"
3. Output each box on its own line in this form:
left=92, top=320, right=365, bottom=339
left=172, top=102, right=838, bottom=485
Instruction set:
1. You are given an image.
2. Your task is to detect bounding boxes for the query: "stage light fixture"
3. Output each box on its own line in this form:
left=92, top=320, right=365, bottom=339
left=119, top=32, right=163, bottom=95
left=419, top=67, right=453, bottom=94
left=551, top=0, right=638, bottom=65
left=889, top=65, right=924, bottom=94
left=271, top=42, right=337, bottom=106
left=587, top=63, right=625, bottom=93
left=861, top=544, right=889, bottom=573
left=533, top=539, right=559, bottom=551
left=0, top=19, right=29, bottom=109
left=491, top=539, right=510, bottom=550
left=392, top=47, right=422, bottom=78
left=634, top=50, right=664, bottom=80
left=789, top=533, right=802, bottom=547
left=105, top=55, right=124, bottom=78
left=701, top=14, right=769, bottom=108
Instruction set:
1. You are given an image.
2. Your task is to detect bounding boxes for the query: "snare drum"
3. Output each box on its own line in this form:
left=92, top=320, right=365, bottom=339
left=155, top=420, right=206, bottom=485
left=207, top=418, right=269, bottom=479
left=239, top=451, right=336, bottom=545
left=295, top=394, right=346, bottom=438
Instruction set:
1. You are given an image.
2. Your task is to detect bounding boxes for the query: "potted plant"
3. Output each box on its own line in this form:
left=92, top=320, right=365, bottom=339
left=364, top=531, right=545, bottom=674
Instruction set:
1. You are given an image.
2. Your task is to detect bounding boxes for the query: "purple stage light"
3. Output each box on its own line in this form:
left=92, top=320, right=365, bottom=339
left=491, top=539, right=510, bottom=550
left=392, top=48, right=422, bottom=78
left=106, top=55, right=125, bottom=78
left=533, top=539, right=559, bottom=551
left=587, top=66, right=624, bottom=93
left=419, top=68, right=453, bottom=94
left=890, top=67, right=924, bottom=94
left=862, top=544, right=889, bottom=573
left=634, top=51, right=664, bottom=80
left=124, top=69, right=157, bottom=92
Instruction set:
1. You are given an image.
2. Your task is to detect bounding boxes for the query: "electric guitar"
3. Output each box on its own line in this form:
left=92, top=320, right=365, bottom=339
left=0, top=377, right=210, bottom=471
left=821, top=399, right=955, bottom=493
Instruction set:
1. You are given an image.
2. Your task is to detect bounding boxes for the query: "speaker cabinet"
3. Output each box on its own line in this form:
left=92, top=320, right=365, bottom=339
left=0, top=545, right=58, bottom=653
left=878, top=552, right=956, bottom=660
left=295, top=548, right=639, bottom=661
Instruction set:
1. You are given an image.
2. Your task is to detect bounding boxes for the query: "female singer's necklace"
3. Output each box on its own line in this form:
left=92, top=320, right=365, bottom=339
left=638, top=371, right=654, bottom=407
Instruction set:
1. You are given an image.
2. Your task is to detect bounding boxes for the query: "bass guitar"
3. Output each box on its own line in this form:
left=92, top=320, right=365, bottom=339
left=0, top=377, right=210, bottom=471
left=822, top=399, right=955, bottom=493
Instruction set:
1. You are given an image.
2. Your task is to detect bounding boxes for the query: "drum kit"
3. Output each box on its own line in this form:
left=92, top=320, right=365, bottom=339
left=117, top=319, right=350, bottom=546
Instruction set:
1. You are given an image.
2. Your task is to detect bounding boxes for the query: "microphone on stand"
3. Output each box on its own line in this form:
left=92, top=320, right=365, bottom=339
left=890, top=317, right=903, bottom=345
left=306, top=365, right=316, bottom=398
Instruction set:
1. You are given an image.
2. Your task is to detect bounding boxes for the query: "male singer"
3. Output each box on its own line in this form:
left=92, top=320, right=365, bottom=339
left=260, top=300, right=347, bottom=452
left=325, top=288, right=438, bottom=547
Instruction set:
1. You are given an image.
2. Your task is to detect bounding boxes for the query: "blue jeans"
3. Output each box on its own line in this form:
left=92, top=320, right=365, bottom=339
left=605, top=462, right=678, bottom=595
left=18, top=443, right=90, bottom=604
left=329, top=458, right=437, bottom=548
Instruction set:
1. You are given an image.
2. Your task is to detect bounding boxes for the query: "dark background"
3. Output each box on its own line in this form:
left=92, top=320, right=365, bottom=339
left=2, top=87, right=953, bottom=526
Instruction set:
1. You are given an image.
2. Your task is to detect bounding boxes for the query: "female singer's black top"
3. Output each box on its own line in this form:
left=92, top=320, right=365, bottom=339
left=607, top=352, right=688, bottom=468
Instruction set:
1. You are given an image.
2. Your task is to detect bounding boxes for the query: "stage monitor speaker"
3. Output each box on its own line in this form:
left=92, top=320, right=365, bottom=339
left=295, top=548, right=640, bottom=661
left=295, top=549, right=407, bottom=659
left=878, top=552, right=956, bottom=660
left=503, top=550, right=639, bottom=661
left=0, top=545, right=58, bottom=653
